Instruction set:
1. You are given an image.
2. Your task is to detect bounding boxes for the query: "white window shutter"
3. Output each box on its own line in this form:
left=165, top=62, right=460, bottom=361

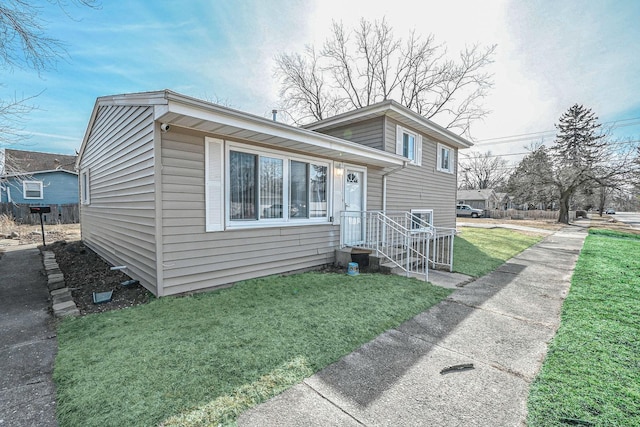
left=205, top=137, right=224, bottom=232
left=415, top=135, right=423, bottom=166
left=332, top=163, right=344, bottom=224
left=395, top=125, right=403, bottom=156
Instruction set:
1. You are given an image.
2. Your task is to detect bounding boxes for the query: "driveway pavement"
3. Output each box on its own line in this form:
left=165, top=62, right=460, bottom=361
left=0, top=244, right=58, bottom=427
left=239, top=225, right=588, bottom=426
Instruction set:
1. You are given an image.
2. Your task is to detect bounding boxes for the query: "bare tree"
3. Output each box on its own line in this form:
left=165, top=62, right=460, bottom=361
left=506, top=143, right=557, bottom=210
left=274, top=18, right=496, bottom=136
left=458, top=150, right=510, bottom=190
left=0, top=0, right=99, bottom=146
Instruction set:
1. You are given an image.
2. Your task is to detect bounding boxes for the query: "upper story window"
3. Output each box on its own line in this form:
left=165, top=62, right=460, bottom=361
left=437, top=143, right=454, bottom=174
left=396, top=125, right=422, bottom=166
left=23, top=180, right=43, bottom=199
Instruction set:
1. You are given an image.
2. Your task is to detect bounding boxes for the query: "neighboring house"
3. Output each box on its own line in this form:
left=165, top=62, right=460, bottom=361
left=457, top=188, right=501, bottom=210
left=495, top=192, right=513, bottom=210
left=0, top=149, right=79, bottom=223
left=77, top=90, right=472, bottom=297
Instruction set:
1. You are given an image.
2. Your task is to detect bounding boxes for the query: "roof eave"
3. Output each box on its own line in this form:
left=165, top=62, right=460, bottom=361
left=304, top=100, right=473, bottom=149
left=157, top=92, right=406, bottom=168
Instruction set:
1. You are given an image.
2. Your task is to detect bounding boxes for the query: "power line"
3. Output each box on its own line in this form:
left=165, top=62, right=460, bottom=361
left=460, top=139, right=640, bottom=160
left=472, top=116, right=640, bottom=146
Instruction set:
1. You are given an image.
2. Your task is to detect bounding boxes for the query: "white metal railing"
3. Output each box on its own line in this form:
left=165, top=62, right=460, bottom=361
left=340, top=211, right=456, bottom=279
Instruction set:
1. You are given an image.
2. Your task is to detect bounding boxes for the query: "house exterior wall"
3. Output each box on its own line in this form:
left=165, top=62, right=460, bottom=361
left=316, top=117, right=385, bottom=151
left=159, top=128, right=339, bottom=296
left=0, top=171, right=77, bottom=204
left=314, top=117, right=458, bottom=228
left=78, top=105, right=158, bottom=295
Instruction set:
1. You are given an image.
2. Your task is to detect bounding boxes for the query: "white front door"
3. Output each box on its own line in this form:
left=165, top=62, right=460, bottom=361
left=344, top=167, right=365, bottom=244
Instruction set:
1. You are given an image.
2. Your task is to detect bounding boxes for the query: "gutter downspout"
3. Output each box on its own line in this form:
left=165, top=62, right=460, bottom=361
left=382, top=161, right=408, bottom=212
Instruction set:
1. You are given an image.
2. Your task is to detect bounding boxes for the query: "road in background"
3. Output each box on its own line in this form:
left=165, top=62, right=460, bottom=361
left=609, top=212, right=640, bottom=229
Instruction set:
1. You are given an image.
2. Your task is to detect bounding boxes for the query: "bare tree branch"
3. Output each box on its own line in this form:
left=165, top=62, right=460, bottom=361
left=0, top=0, right=100, bottom=147
left=274, top=18, right=496, bottom=134
left=458, top=150, right=511, bottom=190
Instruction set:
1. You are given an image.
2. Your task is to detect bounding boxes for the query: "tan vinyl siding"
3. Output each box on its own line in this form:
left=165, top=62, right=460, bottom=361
left=160, top=130, right=339, bottom=296
left=315, top=115, right=457, bottom=226
left=313, top=117, right=384, bottom=150
left=79, top=105, right=158, bottom=294
left=384, top=118, right=457, bottom=228
left=366, top=167, right=384, bottom=210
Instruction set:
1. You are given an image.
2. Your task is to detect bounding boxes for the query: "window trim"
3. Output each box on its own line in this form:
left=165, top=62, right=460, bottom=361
left=396, top=125, right=422, bottom=166
left=80, top=169, right=91, bottom=205
left=23, top=180, right=43, bottom=200
left=410, top=208, right=434, bottom=231
left=436, top=143, right=454, bottom=174
left=222, top=141, right=332, bottom=230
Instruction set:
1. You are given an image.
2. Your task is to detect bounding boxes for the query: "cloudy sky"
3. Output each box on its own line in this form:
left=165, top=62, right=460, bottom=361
left=2, top=0, right=639, bottom=164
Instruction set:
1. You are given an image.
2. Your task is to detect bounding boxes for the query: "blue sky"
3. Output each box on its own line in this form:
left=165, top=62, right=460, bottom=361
left=2, top=0, right=640, bottom=160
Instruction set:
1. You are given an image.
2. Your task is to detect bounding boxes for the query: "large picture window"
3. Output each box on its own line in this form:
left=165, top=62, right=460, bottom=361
left=229, top=151, right=257, bottom=220
left=225, top=144, right=330, bottom=227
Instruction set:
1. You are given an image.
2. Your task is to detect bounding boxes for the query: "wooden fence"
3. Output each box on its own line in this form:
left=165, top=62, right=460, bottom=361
left=485, top=209, right=576, bottom=221
left=0, top=203, right=79, bottom=225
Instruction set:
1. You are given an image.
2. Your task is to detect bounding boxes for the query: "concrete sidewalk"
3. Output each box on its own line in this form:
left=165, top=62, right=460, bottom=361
left=239, top=225, right=588, bottom=426
left=0, top=244, right=58, bottom=427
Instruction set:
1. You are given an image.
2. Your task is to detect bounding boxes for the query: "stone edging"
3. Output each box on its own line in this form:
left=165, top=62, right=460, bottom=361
left=42, top=250, right=80, bottom=317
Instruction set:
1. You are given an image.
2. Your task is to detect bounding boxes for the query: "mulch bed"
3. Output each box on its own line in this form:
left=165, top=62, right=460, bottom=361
left=45, top=240, right=152, bottom=315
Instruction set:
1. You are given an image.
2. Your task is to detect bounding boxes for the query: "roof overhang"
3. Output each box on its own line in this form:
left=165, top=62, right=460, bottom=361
left=79, top=90, right=407, bottom=169
left=1, top=169, right=78, bottom=178
left=303, top=100, right=473, bottom=150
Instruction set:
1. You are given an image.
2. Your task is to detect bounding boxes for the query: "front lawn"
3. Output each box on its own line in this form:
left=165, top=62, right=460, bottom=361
left=527, top=229, right=640, bottom=426
left=54, top=272, right=451, bottom=426
left=453, top=227, right=545, bottom=277
left=54, top=226, right=545, bottom=426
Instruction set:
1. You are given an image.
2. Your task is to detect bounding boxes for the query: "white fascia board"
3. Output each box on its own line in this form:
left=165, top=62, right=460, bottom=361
left=387, top=103, right=473, bottom=149
left=3, top=169, right=78, bottom=178
left=160, top=98, right=406, bottom=167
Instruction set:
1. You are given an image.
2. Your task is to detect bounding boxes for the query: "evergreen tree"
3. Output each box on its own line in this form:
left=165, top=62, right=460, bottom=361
left=550, top=104, right=605, bottom=223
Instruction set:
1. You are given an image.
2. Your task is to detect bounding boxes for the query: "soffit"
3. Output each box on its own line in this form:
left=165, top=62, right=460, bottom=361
left=155, top=97, right=407, bottom=169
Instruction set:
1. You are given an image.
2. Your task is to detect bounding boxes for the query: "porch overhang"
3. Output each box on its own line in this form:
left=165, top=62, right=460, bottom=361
left=152, top=91, right=407, bottom=169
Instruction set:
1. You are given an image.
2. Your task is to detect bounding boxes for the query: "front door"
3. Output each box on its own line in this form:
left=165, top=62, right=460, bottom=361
left=344, top=167, right=365, bottom=244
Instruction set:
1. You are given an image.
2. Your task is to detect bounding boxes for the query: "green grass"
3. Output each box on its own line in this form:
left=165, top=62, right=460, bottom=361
left=54, top=272, right=451, bottom=427
left=527, top=229, right=640, bottom=426
left=453, top=227, right=544, bottom=277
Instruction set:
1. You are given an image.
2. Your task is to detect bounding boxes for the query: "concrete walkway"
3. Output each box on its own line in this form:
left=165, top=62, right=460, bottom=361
left=0, top=244, right=58, bottom=427
left=239, top=225, right=588, bottom=426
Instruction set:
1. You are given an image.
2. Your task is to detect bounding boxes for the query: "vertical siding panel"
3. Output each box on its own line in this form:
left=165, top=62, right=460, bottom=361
left=79, top=105, right=158, bottom=294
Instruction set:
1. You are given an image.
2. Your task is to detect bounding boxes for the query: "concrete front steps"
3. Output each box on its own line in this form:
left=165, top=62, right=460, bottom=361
left=334, top=247, right=472, bottom=289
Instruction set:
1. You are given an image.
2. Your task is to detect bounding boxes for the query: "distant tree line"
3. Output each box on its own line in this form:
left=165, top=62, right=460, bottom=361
left=459, top=104, right=640, bottom=223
